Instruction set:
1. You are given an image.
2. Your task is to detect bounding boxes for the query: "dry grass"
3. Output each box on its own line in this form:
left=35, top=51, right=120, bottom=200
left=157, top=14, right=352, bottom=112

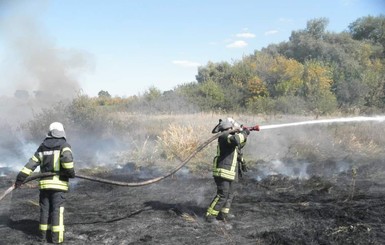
left=24, top=105, right=385, bottom=176
left=107, top=113, right=385, bottom=176
left=323, top=122, right=385, bottom=162
left=180, top=212, right=198, bottom=223
left=157, top=123, right=205, bottom=161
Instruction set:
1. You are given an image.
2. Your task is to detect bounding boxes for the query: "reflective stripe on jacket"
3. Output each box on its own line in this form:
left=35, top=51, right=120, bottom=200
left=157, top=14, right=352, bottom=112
left=212, top=130, right=247, bottom=181
left=16, top=137, right=75, bottom=191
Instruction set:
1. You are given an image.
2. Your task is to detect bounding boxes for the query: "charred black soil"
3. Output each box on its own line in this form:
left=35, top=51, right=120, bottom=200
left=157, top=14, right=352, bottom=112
left=1, top=161, right=385, bottom=245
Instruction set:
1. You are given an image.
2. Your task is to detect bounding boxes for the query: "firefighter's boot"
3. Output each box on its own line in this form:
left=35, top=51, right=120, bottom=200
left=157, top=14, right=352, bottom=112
left=217, top=212, right=235, bottom=222
left=205, top=214, right=219, bottom=224
left=217, top=212, right=227, bottom=221
left=36, top=230, right=48, bottom=243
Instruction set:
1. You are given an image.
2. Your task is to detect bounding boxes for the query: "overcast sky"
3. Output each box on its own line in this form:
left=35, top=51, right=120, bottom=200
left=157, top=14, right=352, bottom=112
left=0, top=0, right=384, bottom=97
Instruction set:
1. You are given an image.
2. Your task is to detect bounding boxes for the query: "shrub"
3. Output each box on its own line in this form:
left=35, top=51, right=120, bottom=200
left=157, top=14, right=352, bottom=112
left=156, top=123, right=213, bottom=173
left=274, top=96, right=307, bottom=114
left=247, top=97, right=275, bottom=114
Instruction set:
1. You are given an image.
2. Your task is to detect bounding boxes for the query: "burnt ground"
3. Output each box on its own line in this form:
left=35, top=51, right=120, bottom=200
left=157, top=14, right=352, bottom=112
left=1, top=161, right=385, bottom=245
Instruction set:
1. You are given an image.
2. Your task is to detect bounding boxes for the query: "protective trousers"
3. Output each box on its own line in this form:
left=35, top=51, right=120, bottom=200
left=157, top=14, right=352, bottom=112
left=39, top=190, right=66, bottom=244
left=206, top=177, right=234, bottom=218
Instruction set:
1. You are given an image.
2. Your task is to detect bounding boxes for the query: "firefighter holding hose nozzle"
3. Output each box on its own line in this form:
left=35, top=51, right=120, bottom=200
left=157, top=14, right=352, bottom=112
left=14, top=122, right=75, bottom=244
left=206, top=117, right=259, bottom=224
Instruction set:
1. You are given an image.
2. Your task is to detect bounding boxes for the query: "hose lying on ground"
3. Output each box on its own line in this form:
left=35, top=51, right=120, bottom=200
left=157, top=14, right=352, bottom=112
left=0, top=130, right=231, bottom=201
left=75, top=131, right=221, bottom=186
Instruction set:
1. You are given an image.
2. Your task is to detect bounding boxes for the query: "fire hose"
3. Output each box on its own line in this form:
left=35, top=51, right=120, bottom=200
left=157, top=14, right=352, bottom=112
left=0, top=125, right=259, bottom=202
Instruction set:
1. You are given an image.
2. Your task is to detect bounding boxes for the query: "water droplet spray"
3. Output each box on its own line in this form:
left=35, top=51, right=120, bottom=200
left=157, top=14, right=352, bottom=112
left=259, top=116, right=385, bottom=130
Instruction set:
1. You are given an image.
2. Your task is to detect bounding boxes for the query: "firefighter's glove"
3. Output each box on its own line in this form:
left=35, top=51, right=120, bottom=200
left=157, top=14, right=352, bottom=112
left=14, top=180, right=23, bottom=189
left=242, top=127, right=250, bottom=135
left=15, top=172, right=27, bottom=189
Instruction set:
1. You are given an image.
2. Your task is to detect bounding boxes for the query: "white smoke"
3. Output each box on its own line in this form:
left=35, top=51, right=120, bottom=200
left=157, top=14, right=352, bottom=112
left=245, top=116, right=385, bottom=180
left=194, top=185, right=210, bottom=206
left=0, top=0, right=92, bottom=124
left=0, top=1, right=93, bottom=175
left=0, top=1, right=92, bottom=99
left=254, top=160, right=310, bottom=181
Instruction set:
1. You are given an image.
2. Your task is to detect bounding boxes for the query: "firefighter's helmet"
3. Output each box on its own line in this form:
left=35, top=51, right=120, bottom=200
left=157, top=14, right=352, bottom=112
left=219, top=118, right=233, bottom=131
left=212, top=117, right=241, bottom=133
left=49, top=122, right=66, bottom=138
left=226, top=117, right=241, bottom=128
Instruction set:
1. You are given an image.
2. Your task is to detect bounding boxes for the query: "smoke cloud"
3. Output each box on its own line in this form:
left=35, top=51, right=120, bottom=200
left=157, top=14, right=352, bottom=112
left=244, top=116, right=385, bottom=181
left=0, top=1, right=92, bottom=120
left=0, top=1, right=92, bottom=172
left=1, top=1, right=89, bottom=100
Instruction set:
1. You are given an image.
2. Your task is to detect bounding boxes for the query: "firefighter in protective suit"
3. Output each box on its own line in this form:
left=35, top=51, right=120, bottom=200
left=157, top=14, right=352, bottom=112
left=15, top=122, right=75, bottom=244
left=206, top=117, right=250, bottom=223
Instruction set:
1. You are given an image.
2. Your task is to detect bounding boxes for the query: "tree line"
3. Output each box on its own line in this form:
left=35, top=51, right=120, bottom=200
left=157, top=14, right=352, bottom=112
left=97, top=15, right=385, bottom=115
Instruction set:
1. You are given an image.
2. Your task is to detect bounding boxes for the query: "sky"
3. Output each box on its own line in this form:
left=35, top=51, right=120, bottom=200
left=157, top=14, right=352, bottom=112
left=0, top=0, right=384, bottom=98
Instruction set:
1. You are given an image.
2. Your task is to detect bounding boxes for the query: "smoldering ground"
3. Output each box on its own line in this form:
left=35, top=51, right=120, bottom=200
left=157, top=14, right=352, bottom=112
left=1, top=157, right=385, bottom=245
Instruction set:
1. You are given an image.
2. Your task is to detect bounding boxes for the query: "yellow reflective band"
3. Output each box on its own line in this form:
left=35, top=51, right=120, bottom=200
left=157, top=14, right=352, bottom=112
left=39, top=224, right=50, bottom=231
left=62, top=147, right=72, bottom=153
left=53, top=150, right=60, bottom=171
left=213, top=168, right=236, bottom=180
left=39, top=184, right=69, bottom=191
left=239, top=133, right=245, bottom=143
left=21, top=167, right=33, bottom=175
left=39, top=179, right=69, bottom=191
left=52, top=225, right=64, bottom=232
left=39, top=185, right=68, bottom=191
left=221, top=208, right=230, bottom=214
left=207, top=195, right=220, bottom=216
left=59, top=206, right=64, bottom=242
left=231, top=151, right=238, bottom=171
left=62, top=162, right=74, bottom=169
left=52, top=207, right=65, bottom=243
left=32, top=155, right=39, bottom=163
left=212, top=156, right=217, bottom=168
left=38, top=152, right=43, bottom=162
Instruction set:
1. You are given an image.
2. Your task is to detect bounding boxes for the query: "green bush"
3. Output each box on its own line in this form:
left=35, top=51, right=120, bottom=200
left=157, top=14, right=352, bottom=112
left=247, top=97, right=275, bottom=114
left=274, top=96, right=307, bottom=114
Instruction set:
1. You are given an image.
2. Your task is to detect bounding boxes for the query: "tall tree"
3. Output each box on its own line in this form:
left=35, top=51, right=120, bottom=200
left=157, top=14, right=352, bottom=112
left=196, top=61, right=232, bottom=85
left=301, top=60, right=337, bottom=113
left=198, top=80, right=225, bottom=111
left=270, top=56, right=304, bottom=97
left=349, top=15, right=385, bottom=44
left=98, top=90, right=111, bottom=98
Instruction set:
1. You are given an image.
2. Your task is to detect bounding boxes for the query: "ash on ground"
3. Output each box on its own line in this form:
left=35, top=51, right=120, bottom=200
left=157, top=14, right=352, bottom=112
left=1, top=161, right=385, bottom=245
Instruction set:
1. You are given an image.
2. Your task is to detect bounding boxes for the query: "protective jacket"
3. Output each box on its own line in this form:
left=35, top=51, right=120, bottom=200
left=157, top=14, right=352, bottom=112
left=16, top=137, right=75, bottom=191
left=212, top=130, right=248, bottom=181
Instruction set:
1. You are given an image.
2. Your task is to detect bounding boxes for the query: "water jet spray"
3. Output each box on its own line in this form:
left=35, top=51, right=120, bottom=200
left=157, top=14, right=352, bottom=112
left=259, top=116, right=385, bottom=130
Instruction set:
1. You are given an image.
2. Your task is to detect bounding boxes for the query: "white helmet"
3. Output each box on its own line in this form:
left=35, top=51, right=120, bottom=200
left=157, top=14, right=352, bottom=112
left=212, top=117, right=242, bottom=133
left=49, top=122, right=66, bottom=138
left=226, top=117, right=241, bottom=129
left=218, top=118, right=236, bottom=131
